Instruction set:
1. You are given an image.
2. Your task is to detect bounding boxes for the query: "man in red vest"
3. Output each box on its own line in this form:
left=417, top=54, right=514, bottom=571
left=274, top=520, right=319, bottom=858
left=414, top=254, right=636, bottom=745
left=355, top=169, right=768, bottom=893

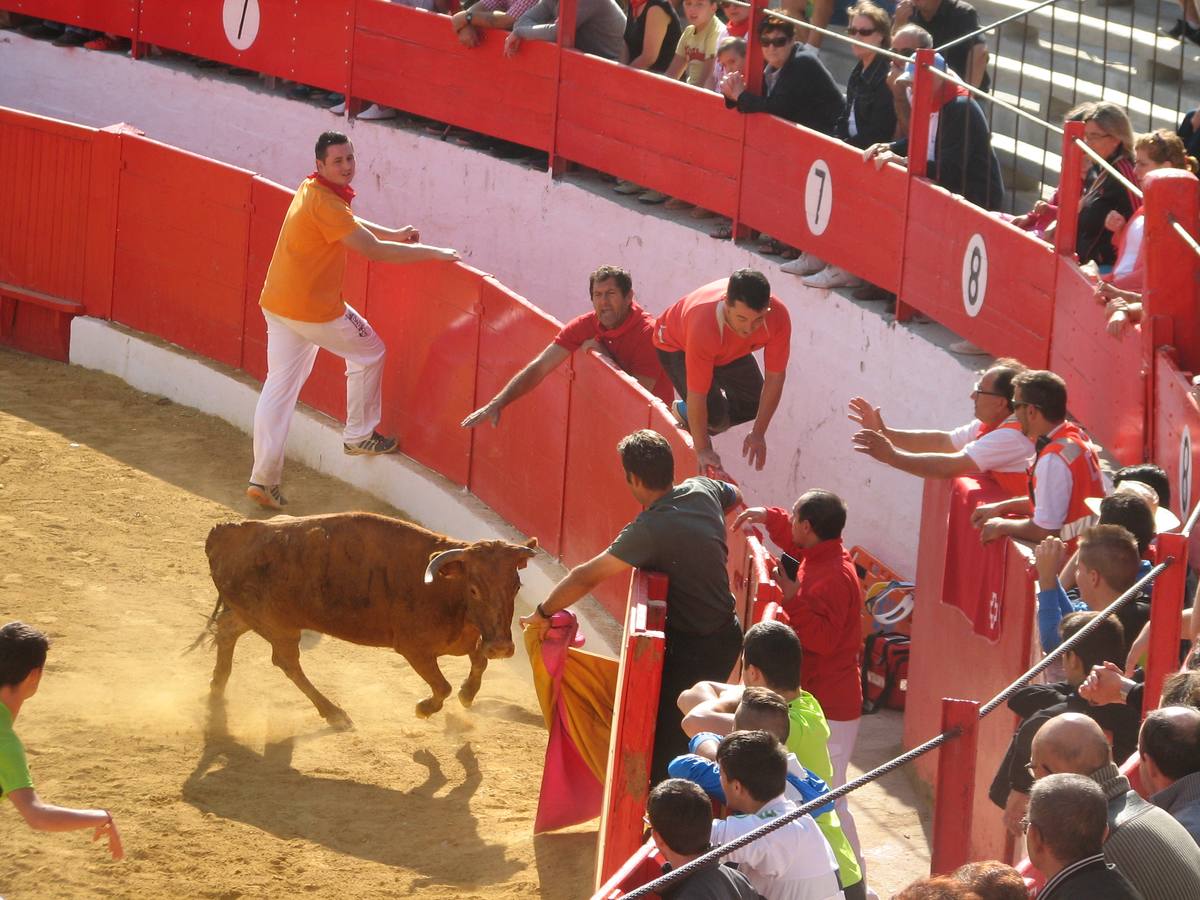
left=971, top=370, right=1106, bottom=544
left=847, top=358, right=1032, bottom=495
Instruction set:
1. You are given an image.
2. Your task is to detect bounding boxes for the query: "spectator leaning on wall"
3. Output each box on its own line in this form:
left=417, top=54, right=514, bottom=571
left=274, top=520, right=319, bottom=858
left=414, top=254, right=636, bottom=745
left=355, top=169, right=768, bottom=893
left=505, top=0, right=628, bottom=61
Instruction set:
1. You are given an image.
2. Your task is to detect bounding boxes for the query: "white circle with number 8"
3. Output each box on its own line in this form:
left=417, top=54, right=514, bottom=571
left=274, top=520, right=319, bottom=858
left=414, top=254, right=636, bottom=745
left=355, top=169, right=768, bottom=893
left=223, top=0, right=261, bottom=51
left=804, top=160, right=832, bottom=236
left=1181, top=427, right=1193, bottom=523
left=961, top=234, right=988, bottom=318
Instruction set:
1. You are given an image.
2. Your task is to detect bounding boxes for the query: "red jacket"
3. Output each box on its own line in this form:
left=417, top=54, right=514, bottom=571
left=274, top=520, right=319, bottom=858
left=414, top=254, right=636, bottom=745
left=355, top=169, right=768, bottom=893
left=764, top=508, right=863, bottom=721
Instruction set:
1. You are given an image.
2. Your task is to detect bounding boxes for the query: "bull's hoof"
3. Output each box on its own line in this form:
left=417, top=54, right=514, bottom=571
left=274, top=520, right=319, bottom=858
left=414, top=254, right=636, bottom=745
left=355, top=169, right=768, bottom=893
left=415, top=697, right=445, bottom=719
left=325, top=709, right=354, bottom=731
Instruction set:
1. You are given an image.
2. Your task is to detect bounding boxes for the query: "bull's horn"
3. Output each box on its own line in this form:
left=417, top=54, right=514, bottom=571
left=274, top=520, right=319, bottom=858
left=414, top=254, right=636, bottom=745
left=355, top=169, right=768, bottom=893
left=424, top=548, right=468, bottom=584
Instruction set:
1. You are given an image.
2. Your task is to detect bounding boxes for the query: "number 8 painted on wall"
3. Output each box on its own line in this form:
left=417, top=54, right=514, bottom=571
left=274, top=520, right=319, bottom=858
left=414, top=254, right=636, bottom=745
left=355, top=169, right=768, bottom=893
left=961, top=234, right=988, bottom=318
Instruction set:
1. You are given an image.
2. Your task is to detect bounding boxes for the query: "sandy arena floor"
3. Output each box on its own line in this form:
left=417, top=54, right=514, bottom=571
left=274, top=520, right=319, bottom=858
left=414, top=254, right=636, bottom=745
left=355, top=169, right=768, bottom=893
left=0, top=346, right=930, bottom=898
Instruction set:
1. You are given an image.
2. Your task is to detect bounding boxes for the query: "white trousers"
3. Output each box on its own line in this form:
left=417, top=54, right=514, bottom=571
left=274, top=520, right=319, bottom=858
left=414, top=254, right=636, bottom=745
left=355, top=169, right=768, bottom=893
left=250, top=306, right=386, bottom=486
left=827, top=716, right=864, bottom=867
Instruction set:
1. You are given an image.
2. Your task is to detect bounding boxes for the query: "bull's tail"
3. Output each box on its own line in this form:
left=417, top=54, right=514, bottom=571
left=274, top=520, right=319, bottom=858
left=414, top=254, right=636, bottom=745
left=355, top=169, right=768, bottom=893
left=183, top=595, right=225, bottom=655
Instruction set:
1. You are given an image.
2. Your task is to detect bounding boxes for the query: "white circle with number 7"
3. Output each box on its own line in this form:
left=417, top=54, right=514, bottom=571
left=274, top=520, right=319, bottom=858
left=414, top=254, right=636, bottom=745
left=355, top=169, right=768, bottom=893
left=804, top=160, right=832, bottom=236
left=961, top=234, right=988, bottom=317
left=223, top=0, right=261, bottom=51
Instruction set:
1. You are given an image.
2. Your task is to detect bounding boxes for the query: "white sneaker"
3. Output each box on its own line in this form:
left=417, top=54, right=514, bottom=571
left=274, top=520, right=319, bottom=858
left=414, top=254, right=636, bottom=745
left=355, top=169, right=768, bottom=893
left=803, top=265, right=862, bottom=289
left=948, top=339, right=989, bottom=356
left=329, top=101, right=346, bottom=115
left=358, top=103, right=397, bottom=121
left=780, top=252, right=826, bottom=276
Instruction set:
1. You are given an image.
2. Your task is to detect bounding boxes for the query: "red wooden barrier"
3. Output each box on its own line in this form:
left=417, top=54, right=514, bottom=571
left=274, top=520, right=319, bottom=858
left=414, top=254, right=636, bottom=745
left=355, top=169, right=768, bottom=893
left=110, top=134, right=253, bottom=370
left=1048, top=260, right=1146, bottom=466
left=239, top=177, right=293, bottom=381
left=739, top=118, right=908, bottom=293
left=592, top=838, right=663, bottom=900
left=1153, top=351, right=1200, bottom=522
left=900, top=179, right=1056, bottom=367
left=560, top=351, right=653, bottom=617
left=1143, top=533, right=1187, bottom=718
left=351, top=3, right=557, bottom=151
left=595, top=570, right=666, bottom=890
left=366, top=260, right=481, bottom=486
left=468, top=278, right=570, bottom=556
left=555, top=52, right=743, bottom=216
left=6, top=0, right=135, bottom=35
left=904, top=478, right=1036, bottom=863
left=138, top=1, right=354, bottom=93
left=931, top=698, right=981, bottom=875
left=1143, top=170, right=1200, bottom=374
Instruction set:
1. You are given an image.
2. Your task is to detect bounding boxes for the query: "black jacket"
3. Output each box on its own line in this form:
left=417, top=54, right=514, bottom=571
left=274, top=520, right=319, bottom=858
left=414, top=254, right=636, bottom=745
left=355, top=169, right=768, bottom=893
left=1041, top=854, right=1144, bottom=900
left=726, top=44, right=845, bottom=136
left=892, top=94, right=1004, bottom=210
left=836, top=55, right=896, bottom=149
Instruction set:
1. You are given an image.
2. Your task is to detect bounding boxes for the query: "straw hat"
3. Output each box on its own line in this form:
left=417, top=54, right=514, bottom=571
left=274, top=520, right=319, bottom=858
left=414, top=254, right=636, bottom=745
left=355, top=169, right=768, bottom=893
left=1083, top=481, right=1181, bottom=533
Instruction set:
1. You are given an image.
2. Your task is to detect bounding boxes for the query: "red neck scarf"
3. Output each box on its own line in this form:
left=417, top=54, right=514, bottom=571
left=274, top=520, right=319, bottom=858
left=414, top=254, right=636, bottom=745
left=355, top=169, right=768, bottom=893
left=309, top=171, right=356, bottom=205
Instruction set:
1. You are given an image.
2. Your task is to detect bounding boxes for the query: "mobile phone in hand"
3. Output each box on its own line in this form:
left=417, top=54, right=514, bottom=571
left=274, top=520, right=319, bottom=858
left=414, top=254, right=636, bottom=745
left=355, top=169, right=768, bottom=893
left=779, top=553, right=800, bottom=581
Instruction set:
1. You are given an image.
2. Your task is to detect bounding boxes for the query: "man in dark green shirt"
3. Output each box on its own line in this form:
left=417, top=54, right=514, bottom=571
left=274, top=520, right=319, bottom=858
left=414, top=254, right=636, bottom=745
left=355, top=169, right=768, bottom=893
left=1, top=621, right=124, bottom=859
left=522, top=429, right=743, bottom=781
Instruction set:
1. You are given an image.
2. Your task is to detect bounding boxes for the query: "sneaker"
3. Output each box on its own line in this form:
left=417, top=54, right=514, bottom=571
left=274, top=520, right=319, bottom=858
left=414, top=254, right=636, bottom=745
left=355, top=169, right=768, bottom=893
left=803, top=265, right=862, bottom=289
left=613, top=179, right=642, bottom=195
left=853, top=283, right=892, bottom=301
left=329, top=100, right=347, bottom=115
left=672, top=400, right=689, bottom=429
left=246, top=482, right=287, bottom=510
left=689, top=206, right=716, bottom=220
left=948, top=339, right=988, bottom=356
left=637, top=190, right=668, bottom=204
left=84, top=34, right=123, bottom=51
left=780, top=252, right=826, bottom=276
left=344, top=431, right=399, bottom=456
left=357, top=104, right=398, bottom=121
left=1166, top=18, right=1186, bottom=38
left=53, top=30, right=89, bottom=47
left=664, top=197, right=691, bottom=211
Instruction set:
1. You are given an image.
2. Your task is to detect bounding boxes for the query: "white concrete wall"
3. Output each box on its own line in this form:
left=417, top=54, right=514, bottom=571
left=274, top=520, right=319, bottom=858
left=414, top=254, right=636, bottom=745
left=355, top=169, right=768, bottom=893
left=4, top=35, right=986, bottom=577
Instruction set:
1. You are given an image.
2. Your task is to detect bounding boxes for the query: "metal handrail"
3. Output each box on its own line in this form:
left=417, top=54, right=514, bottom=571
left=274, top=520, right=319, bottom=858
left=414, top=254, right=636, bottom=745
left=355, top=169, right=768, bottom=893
left=935, top=0, right=1069, bottom=53
left=1166, top=212, right=1200, bottom=264
left=926, top=64, right=1063, bottom=135
left=1182, top=489, right=1200, bottom=539
left=721, top=1, right=913, bottom=64
left=1072, top=137, right=1143, bottom=199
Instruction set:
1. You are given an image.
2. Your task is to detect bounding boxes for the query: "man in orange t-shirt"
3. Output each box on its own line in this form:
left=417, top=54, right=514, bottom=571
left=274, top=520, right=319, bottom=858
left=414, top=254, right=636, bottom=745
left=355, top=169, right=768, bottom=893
left=653, top=269, right=790, bottom=473
left=247, top=131, right=460, bottom=510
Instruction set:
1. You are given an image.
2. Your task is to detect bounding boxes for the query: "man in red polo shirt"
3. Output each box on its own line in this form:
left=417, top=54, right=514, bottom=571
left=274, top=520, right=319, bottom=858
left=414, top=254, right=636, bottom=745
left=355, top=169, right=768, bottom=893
left=733, top=489, right=867, bottom=875
left=461, top=265, right=671, bottom=428
left=654, top=269, right=790, bottom=472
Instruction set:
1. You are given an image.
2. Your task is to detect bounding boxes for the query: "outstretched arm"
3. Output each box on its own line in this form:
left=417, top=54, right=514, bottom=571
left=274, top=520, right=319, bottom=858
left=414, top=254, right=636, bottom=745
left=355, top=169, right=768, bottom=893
left=356, top=217, right=420, bottom=244
left=461, top=344, right=570, bottom=428
left=7, top=789, right=124, bottom=859
left=341, top=223, right=459, bottom=265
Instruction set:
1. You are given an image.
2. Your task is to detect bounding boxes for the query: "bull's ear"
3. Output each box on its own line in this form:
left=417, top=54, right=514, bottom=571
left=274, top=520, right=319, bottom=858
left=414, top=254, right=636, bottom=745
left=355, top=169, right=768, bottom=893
left=516, top=537, right=538, bottom=569
left=524, top=537, right=538, bottom=550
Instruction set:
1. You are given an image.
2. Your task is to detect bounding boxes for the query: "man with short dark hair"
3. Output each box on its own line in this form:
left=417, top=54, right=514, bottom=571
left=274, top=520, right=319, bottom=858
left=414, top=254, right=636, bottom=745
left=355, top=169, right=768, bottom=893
left=713, top=731, right=843, bottom=899
left=247, top=131, right=459, bottom=510
left=1029, top=713, right=1200, bottom=899
left=1026, top=773, right=1141, bottom=899
left=645, top=778, right=763, bottom=899
left=461, top=266, right=671, bottom=429
left=653, top=269, right=790, bottom=473
left=989, top=613, right=1139, bottom=838
left=1139, top=706, right=1200, bottom=845
left=522, top=429, right=743, bottom=782
left=1, top=622, right=124, bottom=859
left=971, top=370, right=1105, bottom=544
left=849, top=359, right=1032, bottom=495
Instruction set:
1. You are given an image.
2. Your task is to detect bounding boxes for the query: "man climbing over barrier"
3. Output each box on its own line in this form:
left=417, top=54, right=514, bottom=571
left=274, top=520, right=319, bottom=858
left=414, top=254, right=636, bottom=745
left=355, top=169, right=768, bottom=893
left=653, top=269, right=790, bottom=474
left=246, top=130, right=460, bottom=510
left=520, top=429, right=743, bottom=783
left=460, top=265, right=672, bottom=429
left=969, top=370, right=1106, bottom=544
left=848, top=358, right=1033, bottom=495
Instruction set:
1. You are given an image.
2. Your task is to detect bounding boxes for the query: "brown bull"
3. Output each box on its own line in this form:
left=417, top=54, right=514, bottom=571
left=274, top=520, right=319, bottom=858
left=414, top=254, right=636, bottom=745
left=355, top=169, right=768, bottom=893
left=200, top=512, right=537, bottom=728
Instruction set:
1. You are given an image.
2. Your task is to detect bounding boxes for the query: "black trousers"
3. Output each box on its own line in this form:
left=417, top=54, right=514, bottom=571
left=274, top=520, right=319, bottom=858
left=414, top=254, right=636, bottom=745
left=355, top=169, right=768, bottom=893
left=656, top=349, right=763, bottom=432
left=650, top=616, right=744, bottom=784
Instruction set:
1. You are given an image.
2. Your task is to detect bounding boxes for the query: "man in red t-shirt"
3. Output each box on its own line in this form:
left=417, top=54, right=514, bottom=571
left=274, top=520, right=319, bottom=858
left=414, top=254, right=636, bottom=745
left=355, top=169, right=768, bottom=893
left=461, top=266, right=671, bottom=428
left=733, top=489, right=867, bottom=872
left=653, top=269, right=790, bottom=473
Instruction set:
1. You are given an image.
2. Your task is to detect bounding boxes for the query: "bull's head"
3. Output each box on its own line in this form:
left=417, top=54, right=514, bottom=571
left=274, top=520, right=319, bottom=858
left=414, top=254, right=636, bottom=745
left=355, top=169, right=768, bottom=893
left=423, top=537, right=538, bottom=658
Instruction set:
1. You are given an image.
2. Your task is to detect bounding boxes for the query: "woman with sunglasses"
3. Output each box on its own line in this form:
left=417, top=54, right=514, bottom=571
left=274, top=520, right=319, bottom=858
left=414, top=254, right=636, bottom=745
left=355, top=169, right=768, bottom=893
left=1075, top=102, right=1139, bottom=270
left=835, top=2, right=897, bottom=151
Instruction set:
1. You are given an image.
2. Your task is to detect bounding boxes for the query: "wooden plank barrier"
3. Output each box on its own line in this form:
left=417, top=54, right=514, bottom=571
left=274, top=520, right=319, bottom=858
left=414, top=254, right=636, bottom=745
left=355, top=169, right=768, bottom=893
left=5, top=0, right=135, bottom=35
left=595, top=570, right=667, bottom=890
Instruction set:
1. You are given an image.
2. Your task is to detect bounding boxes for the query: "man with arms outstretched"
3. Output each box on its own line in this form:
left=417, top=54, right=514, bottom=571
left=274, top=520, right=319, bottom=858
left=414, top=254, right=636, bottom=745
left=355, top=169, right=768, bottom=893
left=247, top=131, right=460, bottom=510
left=460, top=266, right=671, bottom=429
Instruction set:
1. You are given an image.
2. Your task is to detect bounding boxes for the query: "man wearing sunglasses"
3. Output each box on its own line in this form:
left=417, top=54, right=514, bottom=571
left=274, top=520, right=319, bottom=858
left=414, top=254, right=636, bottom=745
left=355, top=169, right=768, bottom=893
left=848, top=358, right=1032, bottom=494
